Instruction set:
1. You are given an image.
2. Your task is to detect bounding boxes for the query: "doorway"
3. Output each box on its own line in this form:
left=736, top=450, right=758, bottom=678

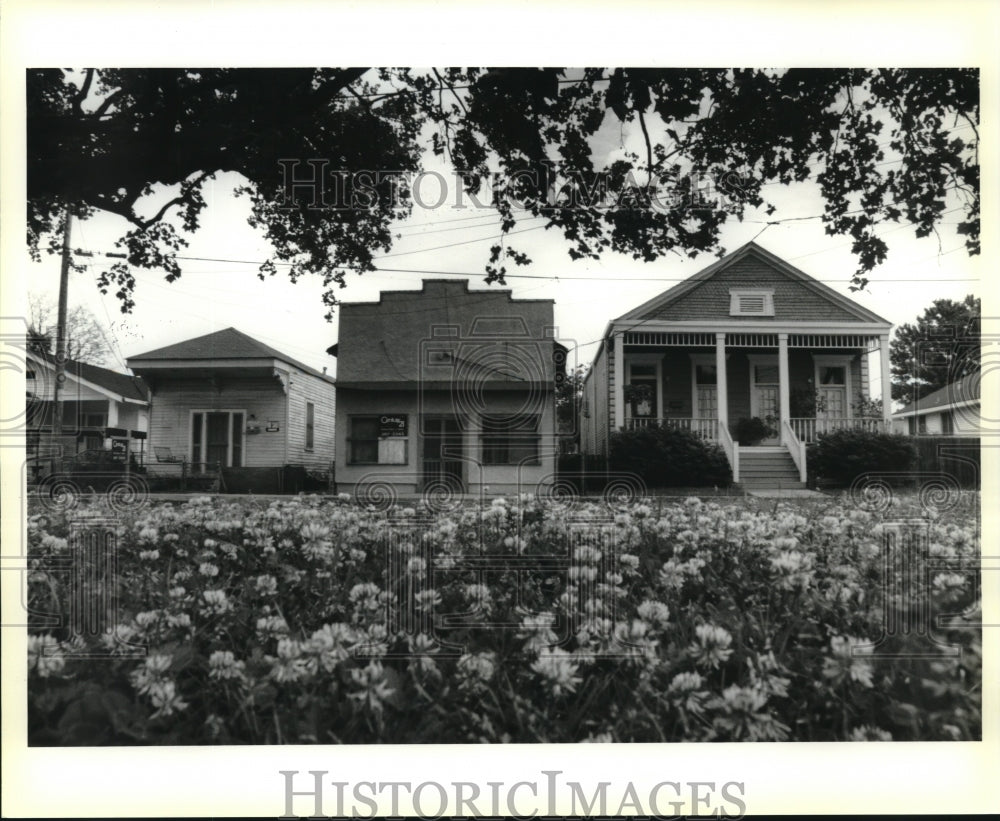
left=749, top=358, right=781, bottom=445
left=422, top=417, right=463, bottom=490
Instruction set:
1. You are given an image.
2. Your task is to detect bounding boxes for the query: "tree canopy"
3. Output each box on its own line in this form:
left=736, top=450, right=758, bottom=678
left=28, top=68, right=979, bottom=318
left=27, top=293, right=114, bottom=365
left=889, top=294, right=980, bottom=403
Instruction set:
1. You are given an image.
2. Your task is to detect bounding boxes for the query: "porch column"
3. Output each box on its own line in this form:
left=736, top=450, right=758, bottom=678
left=715, top=333, right=728, bottom=430
left=778, top=333, right=790, bottom=435
left=879, top=333, right=892, bottom=425
left=613, top=330, right=625, bottom=431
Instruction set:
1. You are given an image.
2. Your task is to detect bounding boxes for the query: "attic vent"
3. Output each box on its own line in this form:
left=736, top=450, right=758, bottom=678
left=730, top=289, right=774, bottom=317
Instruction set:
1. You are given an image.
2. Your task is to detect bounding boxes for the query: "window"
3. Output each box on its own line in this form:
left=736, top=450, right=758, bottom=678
left=83, top=413, right=106, bottom=428
left=754, top=364, right=779, bottom=384
left=695, top=364, right=717, bottom=385
left=26, top=369, right=36, bottom=379
left=730, top=289, right=775, bottom=316
left=305, top=402, right=315, bottom=450
left=191, top=411, right=244, bottom=467
left=349, top=415, right=408, bottom=465
left=818, top=366, right=846, bottom=386
left=481, top=416, right=540, bottom=465
left=941, top=411, right=954, bottom=435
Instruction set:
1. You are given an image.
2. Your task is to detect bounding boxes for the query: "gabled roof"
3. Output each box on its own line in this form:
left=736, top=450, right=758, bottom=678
left=128, top=327, right=332, bottom=382
left=28, top=351, right=149, bottom=403
left=615, top=242, right=892, bottom=325
left=335, top=279, right=557, bottom=386
left=893, top=373, right=980, bottom=418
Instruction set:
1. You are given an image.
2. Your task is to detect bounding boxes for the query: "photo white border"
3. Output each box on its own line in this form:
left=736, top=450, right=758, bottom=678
left=2, top=1, right=997, bottom=816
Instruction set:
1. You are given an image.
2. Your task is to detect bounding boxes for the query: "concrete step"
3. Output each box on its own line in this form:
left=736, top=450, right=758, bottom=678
left=738, top=480, right=808, bottom=490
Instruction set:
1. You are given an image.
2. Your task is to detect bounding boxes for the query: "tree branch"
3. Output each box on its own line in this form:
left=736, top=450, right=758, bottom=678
left=74, top=69, right=94, bottom=114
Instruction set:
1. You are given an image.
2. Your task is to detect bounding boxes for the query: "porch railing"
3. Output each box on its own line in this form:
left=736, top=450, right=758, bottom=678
left=789, top=417, right=891, bottom=444
left=781, top=420, right=808, bottom=484
left=717, top=422, right=739, bottom=483
left=624, top=417, right=719, bottom=440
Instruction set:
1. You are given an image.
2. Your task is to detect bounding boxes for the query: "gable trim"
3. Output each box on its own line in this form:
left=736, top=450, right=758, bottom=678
left=616, top=242, right=891, bottom=325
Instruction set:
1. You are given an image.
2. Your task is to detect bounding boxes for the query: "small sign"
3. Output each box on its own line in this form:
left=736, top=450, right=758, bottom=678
left=266, top=421, right=280, bottom=432
left=380, top=415, right=407, bottom=437
left=110, top=438, right=128, bottom=462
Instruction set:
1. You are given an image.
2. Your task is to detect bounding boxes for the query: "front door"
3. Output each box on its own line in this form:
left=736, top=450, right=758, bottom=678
left=816, top=364, right=848, bottom=436
left=750, top=361, right=781, bottom=445
left=205, top=412, right=230, bottom=466
left=422, top=417, right=463, bottom=490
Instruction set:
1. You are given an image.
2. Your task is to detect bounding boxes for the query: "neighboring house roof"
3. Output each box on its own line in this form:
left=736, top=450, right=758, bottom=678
left=128, top=327, right=333, bottom=383
left=28, top=350, right=149, bottom=403
left=334, top=279, right=558, bottom=386
left=893, top=373, right=981, bottom=418
left=615, top=241, right=892, bottom=325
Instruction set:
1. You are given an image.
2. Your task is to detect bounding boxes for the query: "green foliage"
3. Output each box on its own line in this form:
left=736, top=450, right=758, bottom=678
left=610, top=426, right=731, bottom=487
left=890, top=295, right=980, bottom=402
left=734, top=416, right=776, bottom=446
left=810, top=429, right=917, bottom=487
left=26, top=494, right=981, bottom=744
left=28, top=68, right=979, bottom=316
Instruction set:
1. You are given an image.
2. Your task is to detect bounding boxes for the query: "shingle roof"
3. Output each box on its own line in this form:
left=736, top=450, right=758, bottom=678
left=616, top=241, right=892, bottom=325
left=30, top=352, right=149, bottom=402
left=128, top=327, right=331, bottom=381
left=893, top=373, right=980, bottom=417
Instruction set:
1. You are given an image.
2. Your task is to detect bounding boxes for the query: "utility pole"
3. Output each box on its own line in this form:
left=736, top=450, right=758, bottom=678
left=50, top=209, right=72, bottom=472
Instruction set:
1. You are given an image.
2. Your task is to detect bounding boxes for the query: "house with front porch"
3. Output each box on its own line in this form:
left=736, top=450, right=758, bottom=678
left=331, top=280, right=562, bottom=498
left=127, top=327, right=335, bottom=492
left=26, top=350, right=150, bottom=468
left=892, top=373, right=981, bottom=436
left=580, top=242, right=894, bottom=488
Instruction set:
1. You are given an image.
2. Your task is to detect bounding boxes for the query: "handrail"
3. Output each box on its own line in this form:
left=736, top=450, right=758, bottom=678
left=781, top=420, right=808, bottom=484
left=717, top=422, right=739, bottom=483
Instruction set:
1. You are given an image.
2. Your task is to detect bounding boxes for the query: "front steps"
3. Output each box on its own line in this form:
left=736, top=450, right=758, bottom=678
left=738, top=446, right=806, bottom=490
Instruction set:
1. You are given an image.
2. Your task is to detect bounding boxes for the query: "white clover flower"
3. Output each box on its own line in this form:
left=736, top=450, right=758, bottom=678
left=348, top=661, right=395, bottom=710
left=135, top=610, right=161, bottom=629
left=166, top=612, right=192, bottom=630
left=169, top=586, right=187, bottom=600
left=138, top=526, right=159, bottom=544
left=28, top=635, right=66, bottom=678
left=637, top=600, right=670, bottom=627
left=337, top=492, right=352, bottom=502
left=573, top=544, right=603, bottom=564
left=822, top=636, right=874, bottom=688
left=406, top=557, right=427, bottom=576
left=531, top=648, right=582, bottom=696
left=689, top=623, right=734, bottom=669
left=139, top=549, right=160, bottom=561
left=208, top=650, right=246, bottom=680
left=199, top=562, right=220, bottom=577
left=932, top=572, right=966, bottom=592
left=568, top=565, right=599, bottom=582
left=148, top=679, right=188, bottom=719
left=849, top=725, right=893, bottom=742
left=618, top=553, right=640, bottom=571
left=201, top=589, right=231, bottom=614
left=414, top=589, right=442, bottom=611
left=255, top=574, right=279, bottom=596
left=256, top=614, right=289, bottom=637
left=457, top=652, right=496, bottom=687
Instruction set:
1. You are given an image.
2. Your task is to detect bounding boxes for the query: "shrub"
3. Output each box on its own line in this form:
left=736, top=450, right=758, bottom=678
left=809, top=429, right=917, bottom=487
left=734, top=416, right=776, bottom=446
left=610, top=426, right=731, bottom=487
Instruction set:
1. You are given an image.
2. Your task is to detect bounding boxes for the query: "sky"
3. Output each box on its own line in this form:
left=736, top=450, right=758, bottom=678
left=22, top=80, right=981, bottom=406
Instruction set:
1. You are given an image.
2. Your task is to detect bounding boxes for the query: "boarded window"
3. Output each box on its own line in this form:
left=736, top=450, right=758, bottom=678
left=349, top=415, right=407, bottom=465
left=305, top=402, right=315, bottom=450
left=481, top=416, right=540, bottom=465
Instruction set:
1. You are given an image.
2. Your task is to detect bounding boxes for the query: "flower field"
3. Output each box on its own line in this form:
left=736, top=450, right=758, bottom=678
left=26, top=491, right=981, bottom=744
